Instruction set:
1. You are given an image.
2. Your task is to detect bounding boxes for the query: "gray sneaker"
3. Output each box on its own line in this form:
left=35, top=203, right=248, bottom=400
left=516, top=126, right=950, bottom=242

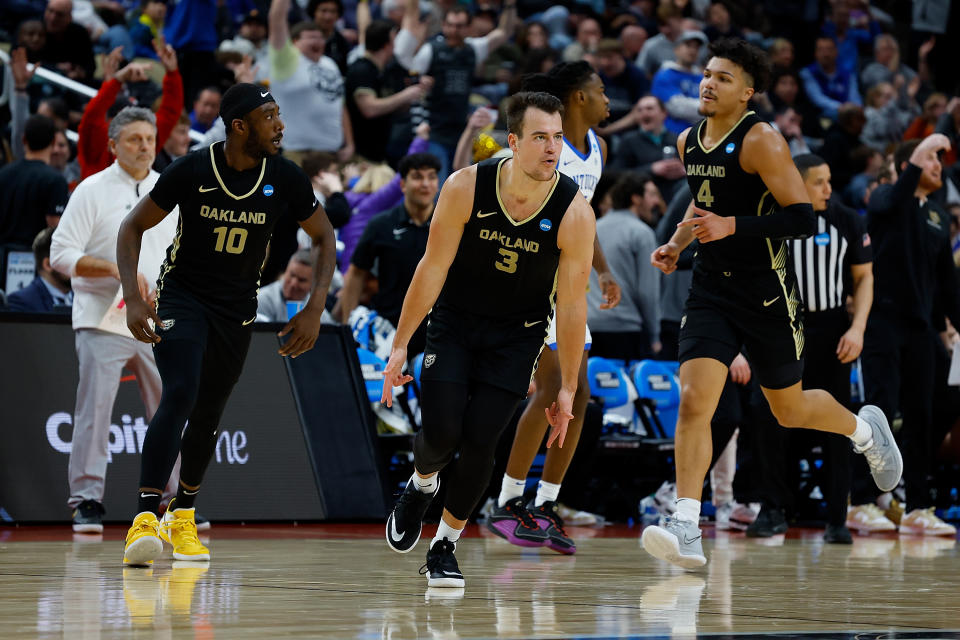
left=641, top=515, right=706, bottom=569
left=855, top=405, right=903, bottom=492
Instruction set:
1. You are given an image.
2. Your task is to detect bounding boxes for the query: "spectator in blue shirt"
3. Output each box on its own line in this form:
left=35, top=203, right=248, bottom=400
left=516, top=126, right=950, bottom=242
left=799, top=36, right=861, bottom=122
left=651, top=31, right=706, bottom=135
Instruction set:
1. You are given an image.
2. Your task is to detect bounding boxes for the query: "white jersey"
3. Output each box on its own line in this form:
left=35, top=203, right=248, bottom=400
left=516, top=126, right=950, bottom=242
left=558, top=128, right=603, bottom=203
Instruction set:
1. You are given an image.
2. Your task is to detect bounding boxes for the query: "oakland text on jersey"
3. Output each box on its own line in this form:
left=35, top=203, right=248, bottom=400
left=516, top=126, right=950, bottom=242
left=686, top=164, right=725, bottom=178
left=478, top=228, right=540, bottom=253
left=199, top=205, right=267, bottom=225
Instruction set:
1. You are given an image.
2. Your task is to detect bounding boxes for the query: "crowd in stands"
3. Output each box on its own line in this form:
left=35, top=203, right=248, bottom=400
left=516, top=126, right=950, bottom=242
left=2, top=0, right=960, bottom=537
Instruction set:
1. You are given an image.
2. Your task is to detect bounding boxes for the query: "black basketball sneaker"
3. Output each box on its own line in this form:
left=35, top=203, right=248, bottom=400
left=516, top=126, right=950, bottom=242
left=386, top=478, right=439, bottom=553
left=486, top=496, right=549, bottom=547
left=420, top=538, right=465, bottom=588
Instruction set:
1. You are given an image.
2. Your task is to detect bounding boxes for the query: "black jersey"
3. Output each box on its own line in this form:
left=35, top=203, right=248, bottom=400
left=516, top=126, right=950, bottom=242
left=436, top=157, right=580, bottom=321
left=684, top=111, right=786, bottom=273
left=150, top=143, right=317, bottom=323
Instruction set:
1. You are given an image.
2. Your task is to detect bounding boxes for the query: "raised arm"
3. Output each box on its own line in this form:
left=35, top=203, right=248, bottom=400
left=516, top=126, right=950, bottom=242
left=117, top=195, right=173, bottom=343
left=277, top=205, right=338, bottom=357
left=379, top=166, right=474, bottom=405
left=477, top=3, right=518, bottom=59
left=547, top=193, right=595, bottom=447
left=269, top=0, right=292, bottom=51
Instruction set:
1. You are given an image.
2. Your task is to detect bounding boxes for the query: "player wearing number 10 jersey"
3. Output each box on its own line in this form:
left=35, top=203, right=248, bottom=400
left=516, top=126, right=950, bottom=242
left=641, top=39, right=902, bottom=570
left=116, top=83, right=336, bottom=566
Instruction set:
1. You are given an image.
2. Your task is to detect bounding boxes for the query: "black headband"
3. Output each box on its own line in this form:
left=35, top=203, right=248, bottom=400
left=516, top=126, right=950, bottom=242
left=220, top=83, right=276, bottom=127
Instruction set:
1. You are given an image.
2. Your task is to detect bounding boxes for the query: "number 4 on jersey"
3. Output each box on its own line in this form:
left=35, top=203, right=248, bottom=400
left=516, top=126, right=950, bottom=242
left=697, top=179, right=715, bottom=208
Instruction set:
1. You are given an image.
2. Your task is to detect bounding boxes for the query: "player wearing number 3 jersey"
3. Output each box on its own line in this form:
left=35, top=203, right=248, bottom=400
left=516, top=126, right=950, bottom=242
left=115, top=84, right=337, bottom=566
left=379, top=92, right=595, bottom=588
left=641, top=39, right=902, bottom=570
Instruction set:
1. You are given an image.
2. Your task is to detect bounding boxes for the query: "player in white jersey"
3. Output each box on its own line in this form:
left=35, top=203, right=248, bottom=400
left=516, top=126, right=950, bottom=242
left=487, top=62, right=620, bottom=554
left=559, top=127, right=604, bottom=204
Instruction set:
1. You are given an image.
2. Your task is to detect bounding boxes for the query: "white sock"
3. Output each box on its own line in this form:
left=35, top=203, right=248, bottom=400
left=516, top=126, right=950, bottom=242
left=431, top=519, right=463, bottom=550
left=412, top=472, right=437, bottom=494
left=674, top=498, right=701, bottom=523
left=498, top=474, right=526, bottom=507
left=534, top=480, right=561, bottom=507
left=850, top=416, right=873, bottom=448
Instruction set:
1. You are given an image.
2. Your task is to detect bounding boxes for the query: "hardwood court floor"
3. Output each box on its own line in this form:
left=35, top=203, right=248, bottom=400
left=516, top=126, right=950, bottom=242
left=1, top=523, right=958, bottom=639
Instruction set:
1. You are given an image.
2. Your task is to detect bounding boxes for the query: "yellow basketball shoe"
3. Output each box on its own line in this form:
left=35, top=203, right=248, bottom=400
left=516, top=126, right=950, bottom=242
left=123, top=512, right=163, bottom=566
left=160, top=506, right=210, bottom=561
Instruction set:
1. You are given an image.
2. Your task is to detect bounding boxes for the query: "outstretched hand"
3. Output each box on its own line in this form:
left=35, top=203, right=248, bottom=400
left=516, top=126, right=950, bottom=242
left=676, top=206, right=735, bottom=243
left=545, top=388, right=575, bottom=448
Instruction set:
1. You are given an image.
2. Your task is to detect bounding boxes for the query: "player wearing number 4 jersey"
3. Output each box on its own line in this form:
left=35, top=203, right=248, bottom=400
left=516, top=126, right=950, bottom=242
left=641, top=39, right=902, bottom=570
left=116, top=83, right=337, bottom=566
left=380, top=92, right=595, bottom=588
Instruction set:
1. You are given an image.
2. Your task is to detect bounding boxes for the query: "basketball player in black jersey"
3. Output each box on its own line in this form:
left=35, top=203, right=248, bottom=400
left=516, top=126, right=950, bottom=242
left=379, top=92, right=596, bottom=588
left=116, top=83, right=337, bottom=566
left=640, top=39, right=902, bottom=569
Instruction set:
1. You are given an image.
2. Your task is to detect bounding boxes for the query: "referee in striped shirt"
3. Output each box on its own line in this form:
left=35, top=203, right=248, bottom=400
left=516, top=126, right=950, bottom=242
left=748, top=153, right=873, bottom=543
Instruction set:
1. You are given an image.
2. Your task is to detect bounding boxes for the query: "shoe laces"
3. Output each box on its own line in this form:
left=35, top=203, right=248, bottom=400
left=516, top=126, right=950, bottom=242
left=534, top=502, right=568, bottom=537
left=420, top=538, right=457, bottom=575
left=130, top=516, right=158, bottom=536
left=504, top=499, right=541, bottom=531
left=162, top=515, right=200, bottom=544
left=397, top=482, right=430, bottom=510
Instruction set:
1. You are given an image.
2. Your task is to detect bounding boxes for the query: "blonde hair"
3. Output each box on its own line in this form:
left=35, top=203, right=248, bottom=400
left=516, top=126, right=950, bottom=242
left=352, top=163, right=396, bottom=193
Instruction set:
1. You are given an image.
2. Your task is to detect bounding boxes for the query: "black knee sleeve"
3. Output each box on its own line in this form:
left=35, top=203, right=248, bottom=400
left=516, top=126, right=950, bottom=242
left=139, top=340, right=203, bottom=489
left=415, top=381, right=470, bottom=473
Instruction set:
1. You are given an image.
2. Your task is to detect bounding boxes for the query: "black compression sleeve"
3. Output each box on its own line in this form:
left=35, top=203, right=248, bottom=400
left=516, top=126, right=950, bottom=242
left=735, top=202, right=815, bottom=240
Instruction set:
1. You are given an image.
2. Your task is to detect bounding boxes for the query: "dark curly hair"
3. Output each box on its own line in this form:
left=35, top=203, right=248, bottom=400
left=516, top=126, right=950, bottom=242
left=708, top=38, right=771, bottom=93
left=521, top=61, right=596, bottom=107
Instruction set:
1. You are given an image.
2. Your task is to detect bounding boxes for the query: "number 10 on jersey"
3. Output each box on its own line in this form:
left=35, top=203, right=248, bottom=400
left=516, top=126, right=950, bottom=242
left=213, top=226, right=248, bottom=254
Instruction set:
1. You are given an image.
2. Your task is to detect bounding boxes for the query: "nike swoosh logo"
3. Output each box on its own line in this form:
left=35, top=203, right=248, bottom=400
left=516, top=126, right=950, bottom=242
left=393, top=228, right=407, bottom=235
left=440, top=570, right=461, bottom=577
left=476, top=211, right=498, bottom=218
left=524, top=320, right=542, bottom=327
left=389, top=516, right=404, bottom=542
left=686, top=146, right=696, bottom=153
left=762, top=297, right=780, bottom=307
left=682, top=534, right=702, bottom=544
left=140, top=492, right=156, bottom=498
left=260, top=91, right=269, bottom=98
left=199, top=186, right=217, bottom=193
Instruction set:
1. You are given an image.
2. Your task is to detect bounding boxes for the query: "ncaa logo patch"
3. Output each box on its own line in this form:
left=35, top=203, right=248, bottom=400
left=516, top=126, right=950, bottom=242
left=159, top=319, right=175, bottom=331
left=263, top=184, right=275, bottom=196
left=724, top=143, right=736, bottom=154
left=424, top=354, right=436, bottom=368
left=540, top=219, right=552, bottom=231
left=814, top=233, right=830, bottom=246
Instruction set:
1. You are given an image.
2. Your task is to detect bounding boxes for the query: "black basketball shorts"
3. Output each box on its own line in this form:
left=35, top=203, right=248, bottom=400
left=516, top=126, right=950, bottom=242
left=153, top=282, right=253, bottom=383
left=678, top=267, right=805, bottom=389
left=419, top=304, right=549, bottom=396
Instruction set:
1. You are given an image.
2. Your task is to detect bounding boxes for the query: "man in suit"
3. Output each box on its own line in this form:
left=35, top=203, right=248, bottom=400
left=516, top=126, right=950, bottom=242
left=7, top=227, right=72, bottom=312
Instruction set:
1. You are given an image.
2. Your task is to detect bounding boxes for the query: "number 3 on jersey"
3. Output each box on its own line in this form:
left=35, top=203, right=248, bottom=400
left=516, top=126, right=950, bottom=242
left=697, top=179, right=715, bottom=208
left=495, top=247, right=518, bottom=274
left=213, top=226, right=248, bottom=254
